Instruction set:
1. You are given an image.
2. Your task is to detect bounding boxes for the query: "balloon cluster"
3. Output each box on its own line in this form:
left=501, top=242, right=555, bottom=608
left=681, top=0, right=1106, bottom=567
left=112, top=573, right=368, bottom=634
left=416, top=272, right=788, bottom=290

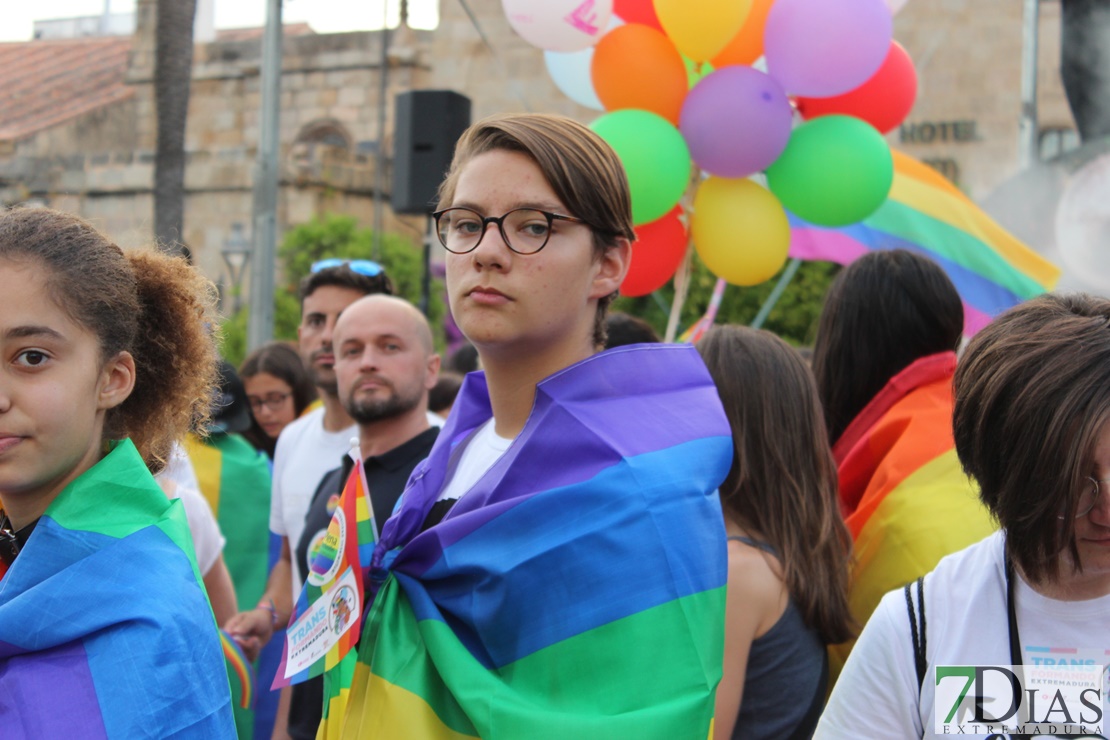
left=503, top=0, right=917, bottom=293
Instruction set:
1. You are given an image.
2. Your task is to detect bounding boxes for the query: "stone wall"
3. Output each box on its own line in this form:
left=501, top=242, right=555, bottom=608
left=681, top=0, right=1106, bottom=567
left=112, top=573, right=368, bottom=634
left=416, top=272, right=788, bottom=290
left=0, top=0, right=1082, bottom=292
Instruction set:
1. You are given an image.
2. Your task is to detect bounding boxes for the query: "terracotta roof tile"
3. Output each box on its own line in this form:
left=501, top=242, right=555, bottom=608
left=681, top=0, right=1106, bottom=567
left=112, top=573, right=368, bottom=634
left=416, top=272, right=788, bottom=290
left=0, top=36, right=134, bottom=142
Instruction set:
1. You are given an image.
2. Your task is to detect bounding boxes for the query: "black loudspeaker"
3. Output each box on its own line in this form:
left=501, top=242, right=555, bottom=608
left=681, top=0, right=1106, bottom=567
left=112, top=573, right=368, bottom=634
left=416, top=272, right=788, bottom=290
left=391, top=90, right=472, bottom=215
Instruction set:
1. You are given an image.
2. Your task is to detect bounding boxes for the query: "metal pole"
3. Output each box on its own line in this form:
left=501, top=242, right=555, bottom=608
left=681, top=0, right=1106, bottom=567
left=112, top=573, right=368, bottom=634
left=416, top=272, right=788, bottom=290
left=750, top=258, right=802, bottom=330
left=248, top=0, right=282, bottom=350
left=1019, top=0, right=1041, bottom=169
left=373, top=3, right=390, bottom=261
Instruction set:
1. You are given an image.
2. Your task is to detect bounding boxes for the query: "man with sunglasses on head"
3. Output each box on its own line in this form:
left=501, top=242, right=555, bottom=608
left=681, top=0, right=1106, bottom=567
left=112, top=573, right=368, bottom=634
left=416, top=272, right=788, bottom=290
left=225, top=259, right=394, bottom=735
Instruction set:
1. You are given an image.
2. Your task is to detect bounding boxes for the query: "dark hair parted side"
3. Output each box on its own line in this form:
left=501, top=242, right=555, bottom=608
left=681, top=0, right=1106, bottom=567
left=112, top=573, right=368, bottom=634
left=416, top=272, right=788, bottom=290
left=436, top=113, right=637, bottom=349
left=954, top=293, right=1110, bottom=585
left=812, top=250, right=964, bottom=447
left=0, top=207, right=219, bottom=473
left=698, top=326, right=854, bottom=645
left=298, top=266, right=394, bottom=305
left=240, top=341, right=318, bottom=457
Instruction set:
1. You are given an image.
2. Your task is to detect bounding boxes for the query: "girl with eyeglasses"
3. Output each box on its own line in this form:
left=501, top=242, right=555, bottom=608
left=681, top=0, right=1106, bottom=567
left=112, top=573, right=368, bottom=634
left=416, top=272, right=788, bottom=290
left=240, top=341, right=318, bottom=459
left=324, top=114, right=734, bottom=738
left=819, top=293, right=1110, bottom=739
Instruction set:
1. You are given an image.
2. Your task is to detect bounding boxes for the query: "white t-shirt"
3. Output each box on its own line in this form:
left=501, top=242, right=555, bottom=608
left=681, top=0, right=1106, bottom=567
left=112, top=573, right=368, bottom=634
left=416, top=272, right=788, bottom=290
left=817, top=531, right=1110, bottom=739
left=270, top=406, right=356, bottom=592
left=436, top=420, right=513, bottom=503
left=157, top=477, right=225, bottom=577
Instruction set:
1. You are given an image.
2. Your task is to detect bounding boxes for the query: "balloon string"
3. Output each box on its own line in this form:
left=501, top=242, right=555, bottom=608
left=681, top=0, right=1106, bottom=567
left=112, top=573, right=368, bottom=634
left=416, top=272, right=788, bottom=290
left=664, top=238, right=694, bottom=343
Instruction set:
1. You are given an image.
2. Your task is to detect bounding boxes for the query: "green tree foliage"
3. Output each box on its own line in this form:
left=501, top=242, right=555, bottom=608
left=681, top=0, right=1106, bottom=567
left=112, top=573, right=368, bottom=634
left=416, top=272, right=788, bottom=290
left=612, top=255, right=839, bottom=347
left=220, top=214, right=445, bottom=366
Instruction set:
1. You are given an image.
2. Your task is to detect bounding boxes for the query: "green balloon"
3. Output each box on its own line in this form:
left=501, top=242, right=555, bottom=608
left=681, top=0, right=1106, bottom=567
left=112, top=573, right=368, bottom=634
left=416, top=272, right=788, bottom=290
left=765, top=115, right=894, bottom=227
left=591, top=109, right=691, bottom=225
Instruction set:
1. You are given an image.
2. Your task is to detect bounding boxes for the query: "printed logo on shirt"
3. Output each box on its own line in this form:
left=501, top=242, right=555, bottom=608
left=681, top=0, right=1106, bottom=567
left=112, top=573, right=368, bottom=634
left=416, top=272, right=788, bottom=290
left=306, top=508, right=346, bottom=587
left=934, top=664, right=1104, bottom=736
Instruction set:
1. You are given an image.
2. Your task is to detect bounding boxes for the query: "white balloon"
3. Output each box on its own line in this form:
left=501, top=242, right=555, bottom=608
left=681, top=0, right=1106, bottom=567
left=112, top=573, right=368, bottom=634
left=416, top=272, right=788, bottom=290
left=543, top=16, right=623, bottom=110
left=502, top=0, right=614, bottom=53
left=1055, top=153, right=1110, bottom=292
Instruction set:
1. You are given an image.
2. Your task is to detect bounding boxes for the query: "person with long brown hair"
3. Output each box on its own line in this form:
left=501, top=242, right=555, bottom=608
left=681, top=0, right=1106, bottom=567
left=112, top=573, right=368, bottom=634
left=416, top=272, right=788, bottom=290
left=698, top=326, right=853, bottom=739
left=810, top=250, right=995, bottom=682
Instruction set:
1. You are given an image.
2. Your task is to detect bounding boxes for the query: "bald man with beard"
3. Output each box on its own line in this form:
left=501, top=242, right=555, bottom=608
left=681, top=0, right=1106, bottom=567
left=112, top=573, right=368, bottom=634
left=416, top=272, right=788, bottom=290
left=287, top=294, right=442, bottom=740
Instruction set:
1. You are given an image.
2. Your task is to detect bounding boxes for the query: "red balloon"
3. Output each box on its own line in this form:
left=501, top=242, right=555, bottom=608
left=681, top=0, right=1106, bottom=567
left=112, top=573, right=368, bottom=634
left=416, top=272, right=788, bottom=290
left=621, top=207, right=687, bottom=297
left=613, top=0, right=663, bottom=30
left=795, top=40, right=917, bottom=134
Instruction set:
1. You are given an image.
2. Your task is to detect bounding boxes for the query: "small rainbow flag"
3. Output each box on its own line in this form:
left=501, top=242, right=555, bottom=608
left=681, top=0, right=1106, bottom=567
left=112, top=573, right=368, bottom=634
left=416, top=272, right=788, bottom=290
left=221, top=629, right=256, bottom=710
left=789, top=150, right=1061, bottom=335
left=274, top=451, right=376, bottom=691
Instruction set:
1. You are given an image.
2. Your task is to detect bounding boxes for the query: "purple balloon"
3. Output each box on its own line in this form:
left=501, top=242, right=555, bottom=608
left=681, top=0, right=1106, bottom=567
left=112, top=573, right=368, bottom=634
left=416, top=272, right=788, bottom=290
left=679, top=66, right=793, bottom=179
left=764, top=0, right=893, bottom=98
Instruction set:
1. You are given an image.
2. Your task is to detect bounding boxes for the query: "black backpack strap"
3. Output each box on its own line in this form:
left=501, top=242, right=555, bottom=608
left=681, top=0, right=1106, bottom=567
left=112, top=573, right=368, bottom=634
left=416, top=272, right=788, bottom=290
left=904, top=576, right=927, bottom=693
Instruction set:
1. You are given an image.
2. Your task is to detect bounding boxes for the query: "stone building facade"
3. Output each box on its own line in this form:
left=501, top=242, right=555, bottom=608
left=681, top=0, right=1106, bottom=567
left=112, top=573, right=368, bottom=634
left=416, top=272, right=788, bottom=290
left=0, top=0, right=1086, bottom=293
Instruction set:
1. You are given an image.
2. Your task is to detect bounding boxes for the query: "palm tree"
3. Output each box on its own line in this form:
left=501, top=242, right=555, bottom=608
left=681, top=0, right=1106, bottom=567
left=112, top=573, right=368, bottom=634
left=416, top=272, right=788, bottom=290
left=153, top=0, right=197, bottom=257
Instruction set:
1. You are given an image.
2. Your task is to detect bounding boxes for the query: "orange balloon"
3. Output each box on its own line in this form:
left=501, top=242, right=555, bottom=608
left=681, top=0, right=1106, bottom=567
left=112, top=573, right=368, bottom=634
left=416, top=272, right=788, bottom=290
left=591, top=24, right=688, bottom=125
left=711, top=0, right=775, bottom=68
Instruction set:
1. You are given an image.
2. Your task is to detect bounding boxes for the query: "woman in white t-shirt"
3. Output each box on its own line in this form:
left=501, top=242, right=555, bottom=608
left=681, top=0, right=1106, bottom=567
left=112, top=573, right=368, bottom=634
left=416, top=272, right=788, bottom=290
left=818, top=293, right=1110, bottom=740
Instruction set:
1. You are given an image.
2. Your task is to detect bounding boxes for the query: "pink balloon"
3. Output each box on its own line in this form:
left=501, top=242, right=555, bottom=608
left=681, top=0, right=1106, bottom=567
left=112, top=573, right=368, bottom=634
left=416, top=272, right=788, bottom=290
left=764, top=0, right=892, bottom=97
left=679, top=66, right=793, bottom=178
left=502, top=0, right=614, bottom=52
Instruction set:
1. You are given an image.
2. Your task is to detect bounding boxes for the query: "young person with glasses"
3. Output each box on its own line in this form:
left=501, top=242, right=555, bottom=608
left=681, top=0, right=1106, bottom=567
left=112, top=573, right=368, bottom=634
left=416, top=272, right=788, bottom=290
left=240, top=341, right=318, bottom=459
left=818, top=293, right=1110, bottom=739
left=326, top=114, right=734, bottom=738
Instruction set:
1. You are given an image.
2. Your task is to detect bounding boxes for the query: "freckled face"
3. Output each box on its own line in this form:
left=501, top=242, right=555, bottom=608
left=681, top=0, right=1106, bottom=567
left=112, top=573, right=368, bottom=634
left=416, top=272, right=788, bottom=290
left=443, top=149, right=618, bottom=362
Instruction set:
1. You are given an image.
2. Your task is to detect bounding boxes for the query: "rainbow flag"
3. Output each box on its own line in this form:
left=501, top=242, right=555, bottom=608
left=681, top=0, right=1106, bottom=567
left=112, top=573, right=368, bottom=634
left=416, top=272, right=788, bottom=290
left=330, top=344, right=733, bottom=738
left=827, top=352, right=996, bottom=683
left=185, top=432, right=280, bottom=739
left=0, top=439, right=236, bottom=738
left=221, top=629, right=256, bottom=710
left=789, top=150, right=1061, bottom=335
left=274, top=454, right=376, bottom=692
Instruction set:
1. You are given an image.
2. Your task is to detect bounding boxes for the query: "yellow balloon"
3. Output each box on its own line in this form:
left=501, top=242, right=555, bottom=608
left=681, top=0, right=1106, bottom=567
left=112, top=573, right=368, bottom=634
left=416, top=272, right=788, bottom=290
left=654, top=0, right=753, bottom=62
left=692, top=177, right=790, bottom=287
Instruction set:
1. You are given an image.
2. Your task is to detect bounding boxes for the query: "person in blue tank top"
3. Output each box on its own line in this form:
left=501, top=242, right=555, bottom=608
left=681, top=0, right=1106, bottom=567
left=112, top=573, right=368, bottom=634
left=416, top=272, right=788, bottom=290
left=698, top=326, right=855, bottom=739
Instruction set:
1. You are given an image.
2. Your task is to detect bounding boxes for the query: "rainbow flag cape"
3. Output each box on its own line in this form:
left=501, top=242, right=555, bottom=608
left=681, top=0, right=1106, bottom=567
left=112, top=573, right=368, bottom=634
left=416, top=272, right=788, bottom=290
left=789, top=150, right=1061, bottom=335
left=0, top=439, right=236, bottom=738
left=274, top=452, right=376, bottom=692
left=827, top=353, right=996, bottom=683
left=328, top=344, right=733, bottom=739
left=185, top=432, right=281, bottom=739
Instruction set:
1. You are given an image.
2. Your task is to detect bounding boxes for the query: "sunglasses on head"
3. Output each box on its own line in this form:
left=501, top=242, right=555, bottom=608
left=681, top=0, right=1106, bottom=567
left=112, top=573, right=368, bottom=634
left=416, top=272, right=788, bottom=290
left=310, top=258, right=384, bottom=277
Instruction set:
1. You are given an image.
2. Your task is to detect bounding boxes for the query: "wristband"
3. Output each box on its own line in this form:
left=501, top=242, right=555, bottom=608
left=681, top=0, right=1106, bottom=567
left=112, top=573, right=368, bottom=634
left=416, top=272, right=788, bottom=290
left=257, top=598, right=279, bottom=628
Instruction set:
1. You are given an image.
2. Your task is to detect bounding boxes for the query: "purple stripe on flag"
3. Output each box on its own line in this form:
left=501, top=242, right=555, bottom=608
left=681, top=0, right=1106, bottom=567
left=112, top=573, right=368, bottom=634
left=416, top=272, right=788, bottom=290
left=0, top=640, right=108, bottom=739
left=389, top=345, right=729, bottom=576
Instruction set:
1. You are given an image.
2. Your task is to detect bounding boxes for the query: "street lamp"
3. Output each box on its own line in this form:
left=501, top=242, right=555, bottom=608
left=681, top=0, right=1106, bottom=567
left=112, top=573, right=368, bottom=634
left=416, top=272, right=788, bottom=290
left=221, top=222, right=251, bottom=314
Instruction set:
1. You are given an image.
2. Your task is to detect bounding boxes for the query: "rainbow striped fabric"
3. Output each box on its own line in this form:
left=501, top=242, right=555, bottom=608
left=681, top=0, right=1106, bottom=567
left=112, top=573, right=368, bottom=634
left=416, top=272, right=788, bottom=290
left=221, top=629, right=256, bottom=710
left=827, top=353, right=997, bottom=682
left=274, top=455, right=375, bottom=693
left=0, top=439, right=236, bottom=738
left=789, top=150, right=1061, bottom=335
left=327, top=344, right=733, bottom=738
left=185, top=432, right=280, bottom=739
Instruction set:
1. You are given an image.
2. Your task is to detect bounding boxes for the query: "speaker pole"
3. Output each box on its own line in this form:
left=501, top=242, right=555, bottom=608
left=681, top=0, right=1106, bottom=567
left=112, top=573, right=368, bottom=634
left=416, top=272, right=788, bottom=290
left=421, top=214, right=433, bottom=317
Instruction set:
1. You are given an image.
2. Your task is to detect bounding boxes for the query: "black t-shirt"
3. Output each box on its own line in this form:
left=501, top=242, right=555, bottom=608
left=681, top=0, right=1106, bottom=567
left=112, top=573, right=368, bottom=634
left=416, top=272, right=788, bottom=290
left=287, top=426, right=439, bottom=740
